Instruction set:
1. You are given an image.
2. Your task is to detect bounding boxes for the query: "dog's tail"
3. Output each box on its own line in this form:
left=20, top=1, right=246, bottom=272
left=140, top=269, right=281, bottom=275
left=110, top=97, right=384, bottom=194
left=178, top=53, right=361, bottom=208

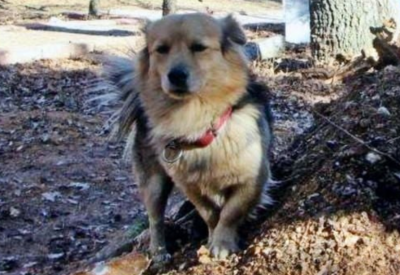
left=103, top=56, right=141, bottom=140
left=247, top=177, right=279, bottom=221
left=88, top=55, right=141, bottom=160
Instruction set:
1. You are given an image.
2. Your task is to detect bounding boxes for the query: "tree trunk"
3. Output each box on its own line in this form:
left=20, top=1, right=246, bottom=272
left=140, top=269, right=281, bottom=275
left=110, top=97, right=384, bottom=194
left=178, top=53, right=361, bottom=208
left=89, top=0, right=101, bottom=18
left=310, top=0, right=400, bottom=63
left=162, top=0, right=177, bottom=16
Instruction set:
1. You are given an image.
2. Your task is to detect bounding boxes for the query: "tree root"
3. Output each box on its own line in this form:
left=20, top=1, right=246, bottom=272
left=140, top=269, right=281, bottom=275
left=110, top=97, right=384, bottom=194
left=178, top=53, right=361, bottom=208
left=301, top=18, right=400, bottom=82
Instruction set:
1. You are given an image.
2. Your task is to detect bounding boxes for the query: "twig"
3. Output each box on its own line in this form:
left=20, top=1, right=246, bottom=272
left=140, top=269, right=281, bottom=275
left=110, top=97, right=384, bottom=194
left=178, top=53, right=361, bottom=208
left=24, top=5, right=44, bottom=11
left=387, top=136, right=400, bottom=143
left=174, top=209, right=196, bottom=226
left=313, top=110, right=400, bottom=167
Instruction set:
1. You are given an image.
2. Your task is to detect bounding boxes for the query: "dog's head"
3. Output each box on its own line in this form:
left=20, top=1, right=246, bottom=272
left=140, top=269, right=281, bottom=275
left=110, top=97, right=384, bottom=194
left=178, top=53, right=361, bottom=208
left=138, top=13, right=248, bottom=100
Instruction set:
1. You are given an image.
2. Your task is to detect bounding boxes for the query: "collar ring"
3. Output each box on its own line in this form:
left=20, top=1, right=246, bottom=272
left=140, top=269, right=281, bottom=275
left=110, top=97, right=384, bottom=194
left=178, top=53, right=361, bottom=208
left=161, top=142, right=183, bottom=163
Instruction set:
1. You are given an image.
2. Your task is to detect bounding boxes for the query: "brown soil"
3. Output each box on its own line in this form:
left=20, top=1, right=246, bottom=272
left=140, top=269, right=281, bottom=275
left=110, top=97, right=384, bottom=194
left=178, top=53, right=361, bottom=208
left=0, top=44, right=313, bottom=275
left=0, top=9, right=286, bottom=273
left=0, top=58, right=147, bottom=275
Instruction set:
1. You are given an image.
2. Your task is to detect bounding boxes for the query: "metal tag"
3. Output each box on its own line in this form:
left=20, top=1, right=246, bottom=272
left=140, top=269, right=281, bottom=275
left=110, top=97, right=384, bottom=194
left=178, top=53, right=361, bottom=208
left=161, top=142, right=183, bottom=163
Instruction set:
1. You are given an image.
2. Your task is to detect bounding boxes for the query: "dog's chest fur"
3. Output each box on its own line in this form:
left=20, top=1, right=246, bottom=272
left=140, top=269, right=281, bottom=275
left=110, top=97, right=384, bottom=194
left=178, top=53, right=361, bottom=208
left=156, top=104, right=265, bottom=205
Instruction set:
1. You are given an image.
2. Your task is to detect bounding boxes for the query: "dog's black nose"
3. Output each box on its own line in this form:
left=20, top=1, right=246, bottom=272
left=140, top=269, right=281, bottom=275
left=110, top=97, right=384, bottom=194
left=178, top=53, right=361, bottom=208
left=168, top=66, right=189, bottom=89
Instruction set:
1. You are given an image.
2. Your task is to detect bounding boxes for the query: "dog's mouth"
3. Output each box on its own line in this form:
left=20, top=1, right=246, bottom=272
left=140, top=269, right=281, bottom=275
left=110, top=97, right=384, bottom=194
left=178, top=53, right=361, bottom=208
left=161, top=82, right=192, bottom=99
left=169, top=88, right=190, bottom=97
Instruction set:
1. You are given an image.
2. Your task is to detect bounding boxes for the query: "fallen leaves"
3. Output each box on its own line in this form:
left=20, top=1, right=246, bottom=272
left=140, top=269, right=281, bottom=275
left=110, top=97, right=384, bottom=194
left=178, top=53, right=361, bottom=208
left=197, top=246, right=212, bottom=265
left=0, top=58, right=141, bottom=275
left=71, top=252, right=150, bottom=275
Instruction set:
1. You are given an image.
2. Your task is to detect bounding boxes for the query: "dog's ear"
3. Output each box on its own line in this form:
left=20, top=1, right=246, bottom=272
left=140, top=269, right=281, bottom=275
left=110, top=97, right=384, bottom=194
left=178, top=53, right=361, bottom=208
left=220, top=15, right=247, bottom=50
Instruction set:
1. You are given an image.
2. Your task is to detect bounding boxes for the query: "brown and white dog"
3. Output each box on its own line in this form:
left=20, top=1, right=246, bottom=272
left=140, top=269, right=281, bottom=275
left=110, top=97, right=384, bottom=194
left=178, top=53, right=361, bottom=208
left=101, top=13, right=273, bottom=262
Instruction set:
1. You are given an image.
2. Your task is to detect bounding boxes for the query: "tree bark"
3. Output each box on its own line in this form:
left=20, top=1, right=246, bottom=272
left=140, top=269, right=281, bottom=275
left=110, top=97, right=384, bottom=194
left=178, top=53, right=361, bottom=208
left=162, top=0, right=177, bottom=16
left=89, top=0, right=101, bottom=18
left=310, top=0, right=400, bottom=63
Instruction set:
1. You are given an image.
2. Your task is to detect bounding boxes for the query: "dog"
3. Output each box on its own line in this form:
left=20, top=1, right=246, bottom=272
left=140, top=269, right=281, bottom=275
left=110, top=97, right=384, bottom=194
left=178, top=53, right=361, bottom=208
left=100, top=13, right=273, bottom=261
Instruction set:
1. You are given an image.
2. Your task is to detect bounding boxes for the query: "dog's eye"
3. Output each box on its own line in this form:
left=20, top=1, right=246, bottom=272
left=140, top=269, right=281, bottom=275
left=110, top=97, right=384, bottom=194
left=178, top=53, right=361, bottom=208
left=156, top=45, right=170, bottom=54
left=190, top=43, right=207, bottom=52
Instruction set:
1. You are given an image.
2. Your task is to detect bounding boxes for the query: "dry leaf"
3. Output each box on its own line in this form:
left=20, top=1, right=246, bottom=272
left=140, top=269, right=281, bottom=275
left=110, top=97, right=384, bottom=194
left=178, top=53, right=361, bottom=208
left=71, top=252, right=150, bottom=275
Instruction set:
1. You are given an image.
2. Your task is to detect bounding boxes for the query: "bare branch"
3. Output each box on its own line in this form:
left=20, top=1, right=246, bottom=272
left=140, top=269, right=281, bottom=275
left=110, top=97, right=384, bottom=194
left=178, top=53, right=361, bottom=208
left=313, top=110, right=400, bottom=167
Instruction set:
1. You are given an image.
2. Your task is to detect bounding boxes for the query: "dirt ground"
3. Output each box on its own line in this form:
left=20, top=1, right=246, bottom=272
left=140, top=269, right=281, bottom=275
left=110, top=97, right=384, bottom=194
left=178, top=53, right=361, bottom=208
left=0, top=58, right=145, bottom=275
left=0, top=57, right=295, bottom=275
left=1, top=1, right=400, bottom=275
left=161, top=66, right=400, bottom=275
left=0, top=38, right=311, bottom=275
left=0, top=2, right=284, bottom=275
left=0, top=42, right=369, bottom=275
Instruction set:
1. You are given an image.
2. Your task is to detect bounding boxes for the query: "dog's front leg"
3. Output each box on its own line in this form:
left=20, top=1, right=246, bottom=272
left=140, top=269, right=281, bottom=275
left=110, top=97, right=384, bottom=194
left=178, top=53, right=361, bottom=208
left=184, top=188, right=220, bottom=246
left=140, top=173, right=173, bottom=262
left=210, top=184, right=260, bottom=259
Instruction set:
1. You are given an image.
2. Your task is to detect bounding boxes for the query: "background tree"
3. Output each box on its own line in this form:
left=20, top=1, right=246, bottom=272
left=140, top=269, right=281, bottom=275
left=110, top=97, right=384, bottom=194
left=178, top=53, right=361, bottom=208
left=310, top=0, right=400, bottom=63
left=89, top=0, right=101, bottom=18
left=162, top=0, right=177, bottom=16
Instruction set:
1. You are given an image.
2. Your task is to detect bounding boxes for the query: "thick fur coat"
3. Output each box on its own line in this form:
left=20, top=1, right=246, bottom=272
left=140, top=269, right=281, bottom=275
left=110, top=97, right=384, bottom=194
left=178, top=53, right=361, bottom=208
left=100, top=13, right=273, bottom=261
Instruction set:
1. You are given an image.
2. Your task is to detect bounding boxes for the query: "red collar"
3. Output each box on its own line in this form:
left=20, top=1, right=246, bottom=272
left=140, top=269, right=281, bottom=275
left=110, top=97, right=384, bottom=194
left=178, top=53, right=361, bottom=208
left=168, top=106, right=233, bottom=150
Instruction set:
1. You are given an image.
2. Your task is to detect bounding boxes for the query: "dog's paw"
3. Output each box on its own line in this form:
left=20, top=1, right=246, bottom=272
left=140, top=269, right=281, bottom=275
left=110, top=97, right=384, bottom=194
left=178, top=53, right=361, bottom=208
left=209, top=240, right=239, bottom=260
left=149, top=252, right=172, bottom=273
